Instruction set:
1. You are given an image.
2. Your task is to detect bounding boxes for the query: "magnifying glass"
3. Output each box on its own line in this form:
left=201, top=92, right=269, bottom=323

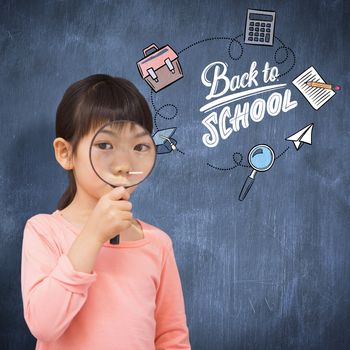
left=238, top=144, right=275, bottom=201
left=89, top=120, right=157, bottom=244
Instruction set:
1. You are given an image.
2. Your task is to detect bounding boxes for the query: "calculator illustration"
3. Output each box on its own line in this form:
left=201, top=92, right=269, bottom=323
left=244, top=9, right=276, bottom=46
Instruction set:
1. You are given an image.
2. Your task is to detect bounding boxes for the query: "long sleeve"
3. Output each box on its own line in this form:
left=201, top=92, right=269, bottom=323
left=21, top=219, right=97, bottom=342
left=154, top=241, right=191, bottom=349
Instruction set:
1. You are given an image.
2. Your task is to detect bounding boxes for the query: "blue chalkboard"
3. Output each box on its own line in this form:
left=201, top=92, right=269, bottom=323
left=0, top=0, right=349, bottom=349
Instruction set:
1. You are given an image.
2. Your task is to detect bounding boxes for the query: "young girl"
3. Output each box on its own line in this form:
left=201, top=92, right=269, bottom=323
left=21, top=74, right=191, bottom=349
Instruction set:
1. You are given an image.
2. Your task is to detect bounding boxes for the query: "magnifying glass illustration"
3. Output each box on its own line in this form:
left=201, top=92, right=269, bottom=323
left=239, top=144, right=275, bottom=201
left=89, top=120, right=157, bottom=244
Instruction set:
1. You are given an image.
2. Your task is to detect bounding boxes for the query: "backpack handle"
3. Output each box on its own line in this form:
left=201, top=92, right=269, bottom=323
left=143, top=44, right=159, bottom=56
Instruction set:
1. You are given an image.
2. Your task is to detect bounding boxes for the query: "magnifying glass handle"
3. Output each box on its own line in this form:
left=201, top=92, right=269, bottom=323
left=109, top=184, right=129, bottom=245
left=239, top=175, right=255, bottom=201
left=110, top=235, right=120, bottom=245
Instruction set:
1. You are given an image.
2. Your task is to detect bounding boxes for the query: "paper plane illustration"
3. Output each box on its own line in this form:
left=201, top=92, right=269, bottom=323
left=285, top=123, right=314, bottom=150
left=152, top=127, right=178, bottom=154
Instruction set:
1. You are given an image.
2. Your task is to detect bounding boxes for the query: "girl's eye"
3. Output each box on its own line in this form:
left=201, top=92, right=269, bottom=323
left=96, top=143, right=112, bottom=150
left=134, top=144, right=150, bottom=152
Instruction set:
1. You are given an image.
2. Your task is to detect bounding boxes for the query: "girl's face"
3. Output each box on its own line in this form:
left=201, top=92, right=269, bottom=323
left=80, top=130, right=138, bottom=199
left=54, top=125, right=140, bottom=204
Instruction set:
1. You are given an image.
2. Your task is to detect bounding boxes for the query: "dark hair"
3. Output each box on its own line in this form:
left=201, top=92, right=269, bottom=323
left=55, top=74, right=153, bottom=210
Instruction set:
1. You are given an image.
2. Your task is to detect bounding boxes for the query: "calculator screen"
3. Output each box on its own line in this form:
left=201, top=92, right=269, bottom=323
left=245, top=9, right=276, bottom=46
left=249, top=13, right=273, bottom=21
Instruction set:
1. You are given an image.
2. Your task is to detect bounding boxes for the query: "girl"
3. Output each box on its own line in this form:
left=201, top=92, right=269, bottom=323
left=21, top=74, right=191, bottom=349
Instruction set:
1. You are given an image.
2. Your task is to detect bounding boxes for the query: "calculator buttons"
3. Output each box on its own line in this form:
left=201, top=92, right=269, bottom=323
left=244, top=9, right=276, bottom=46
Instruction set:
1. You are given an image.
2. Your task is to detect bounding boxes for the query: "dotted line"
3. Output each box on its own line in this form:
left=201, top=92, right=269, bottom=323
left=207, top=152, right=250, bottom=170
left=178, top=37, right=232, bottom=54
left=273, top=35, right=296, bottom=78
left=274, top=46, right=288, bottom=64
left=207, top=146, right=290, bottom=172
left=151, top=90, right=178, bottom=131
left=275, top=146, right=290, bottom=160
left=228, top=34, right=244, bottom=61
left=178, top=34, right=244, bottom=61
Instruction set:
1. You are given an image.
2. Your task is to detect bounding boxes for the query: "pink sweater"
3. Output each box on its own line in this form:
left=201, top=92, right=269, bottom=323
left=21, top=210, right=191, bottom=349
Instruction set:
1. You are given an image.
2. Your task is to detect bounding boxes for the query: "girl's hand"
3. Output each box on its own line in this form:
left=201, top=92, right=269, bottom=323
left=83, top=186, right=133, bottom=245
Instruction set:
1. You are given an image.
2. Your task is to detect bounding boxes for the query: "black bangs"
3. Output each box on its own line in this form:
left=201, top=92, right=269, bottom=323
left=76, top=76, right=152, bottom=135
left=67, top=74, right=153, bottom=152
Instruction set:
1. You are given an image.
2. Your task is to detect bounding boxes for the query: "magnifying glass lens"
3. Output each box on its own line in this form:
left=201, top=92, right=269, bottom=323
left=90, top=120, right=156, bottom=188
left=249, top=145, right=275, bottom=171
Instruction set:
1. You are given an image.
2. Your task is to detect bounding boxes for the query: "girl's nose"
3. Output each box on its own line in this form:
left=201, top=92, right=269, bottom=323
left=110, top=162, right=131, bottom=176
left=110, top=152, right=132, bottom=176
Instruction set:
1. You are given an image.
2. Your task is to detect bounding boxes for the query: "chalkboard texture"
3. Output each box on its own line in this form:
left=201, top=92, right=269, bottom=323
left=0, top=0, right=349, bottom=349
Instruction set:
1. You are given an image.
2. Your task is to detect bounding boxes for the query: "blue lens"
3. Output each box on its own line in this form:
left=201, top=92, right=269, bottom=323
left=248, top=145, right=275, bottom=171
